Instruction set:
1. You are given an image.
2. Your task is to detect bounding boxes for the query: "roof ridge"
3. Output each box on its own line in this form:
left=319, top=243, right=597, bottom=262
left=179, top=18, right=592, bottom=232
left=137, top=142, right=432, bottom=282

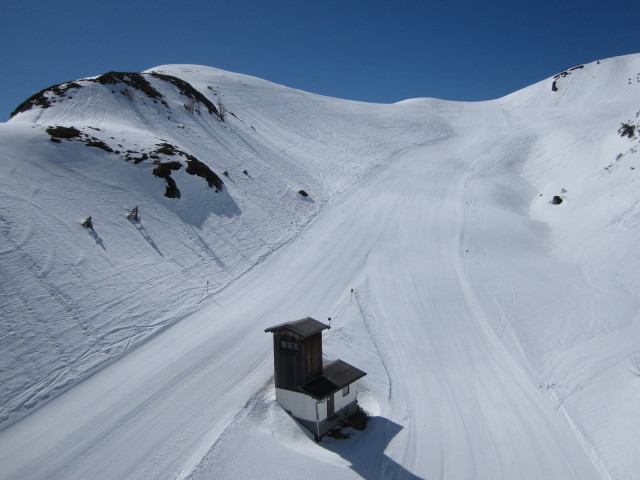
left=264, top=317, right=330, bottom=337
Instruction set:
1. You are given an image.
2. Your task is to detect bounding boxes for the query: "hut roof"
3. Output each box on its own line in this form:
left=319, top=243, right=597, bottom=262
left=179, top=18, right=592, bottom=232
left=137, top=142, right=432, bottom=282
left=298, top=360, right=367, bottom=400
left=264, top=317, right=329, bottom=337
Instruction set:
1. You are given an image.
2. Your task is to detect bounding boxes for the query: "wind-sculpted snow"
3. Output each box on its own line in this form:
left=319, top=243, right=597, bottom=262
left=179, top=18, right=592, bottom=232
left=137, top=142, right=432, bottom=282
left=1, top=54, right=640, bottom=479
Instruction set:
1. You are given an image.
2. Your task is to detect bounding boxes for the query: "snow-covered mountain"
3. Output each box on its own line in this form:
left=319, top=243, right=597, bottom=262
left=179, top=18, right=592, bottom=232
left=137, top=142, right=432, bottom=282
left=1, top=54, right=639, bottom=479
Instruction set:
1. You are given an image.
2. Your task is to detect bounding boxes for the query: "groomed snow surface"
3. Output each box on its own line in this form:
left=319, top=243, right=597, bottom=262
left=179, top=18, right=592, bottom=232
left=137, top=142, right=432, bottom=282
left=1, top=54, right=640, bottom=479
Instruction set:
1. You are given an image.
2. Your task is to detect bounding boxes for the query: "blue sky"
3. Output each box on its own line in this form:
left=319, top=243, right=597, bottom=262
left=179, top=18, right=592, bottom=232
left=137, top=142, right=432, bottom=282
left=1, top=0, right=638, bottom=119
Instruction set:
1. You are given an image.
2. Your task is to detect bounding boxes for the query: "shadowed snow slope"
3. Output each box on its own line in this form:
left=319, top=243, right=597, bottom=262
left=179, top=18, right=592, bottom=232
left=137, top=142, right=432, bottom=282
left=1, top=54, right=640, bottom=479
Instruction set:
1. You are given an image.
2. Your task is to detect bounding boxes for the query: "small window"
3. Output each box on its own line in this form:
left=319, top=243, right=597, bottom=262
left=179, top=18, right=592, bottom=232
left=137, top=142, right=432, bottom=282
left=342, top=385, right=349, bottom=397
left=279, top=337, right=299, bottom=353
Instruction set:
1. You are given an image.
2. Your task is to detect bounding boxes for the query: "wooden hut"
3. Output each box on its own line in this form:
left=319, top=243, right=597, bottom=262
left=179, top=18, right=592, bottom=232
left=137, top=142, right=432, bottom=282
left=265, top=317, right=366, bottom=440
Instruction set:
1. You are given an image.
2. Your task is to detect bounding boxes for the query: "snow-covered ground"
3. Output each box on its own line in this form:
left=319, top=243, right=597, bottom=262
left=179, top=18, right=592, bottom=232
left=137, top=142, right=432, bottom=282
left=1, top=54, right=640, bottom=479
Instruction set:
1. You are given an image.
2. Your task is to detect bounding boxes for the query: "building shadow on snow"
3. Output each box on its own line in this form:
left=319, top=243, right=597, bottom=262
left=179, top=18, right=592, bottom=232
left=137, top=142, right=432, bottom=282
left=320, top=416, right=425, bottom=480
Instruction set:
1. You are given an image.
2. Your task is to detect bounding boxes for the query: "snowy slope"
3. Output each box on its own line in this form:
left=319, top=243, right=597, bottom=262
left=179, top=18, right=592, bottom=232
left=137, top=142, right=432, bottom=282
left=1, top=54, right=640, bottom=479
left=0, top=68, right=451, bottom=427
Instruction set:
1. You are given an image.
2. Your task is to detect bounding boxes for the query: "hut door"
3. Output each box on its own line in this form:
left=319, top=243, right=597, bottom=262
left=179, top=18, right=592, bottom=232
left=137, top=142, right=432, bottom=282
left=327, top=394, right=335, bottom=420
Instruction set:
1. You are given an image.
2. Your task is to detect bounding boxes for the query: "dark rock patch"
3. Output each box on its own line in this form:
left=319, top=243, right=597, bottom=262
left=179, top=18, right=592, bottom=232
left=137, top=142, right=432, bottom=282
left=551, top=195, right=563, bottom=205
left=124, top=151, right=149, bottom=164
left=619, top=122, right=637, bottom=139
left=552, top=64, right=585, bottom=92
left=154, top=142, right=179, bottom=156
left=11, top=82, right=81, bottom=118
left=85, top=139, right=114, bottom=153
left=613, top=110, right=640, bottom=164
left=149, top=142, right=224, bottom=192
left=120, top=141, right=224, bottom=194
left=185, top=158, right=224, bottom=191
left=298, top=189, right=309, bottom=197
left=152, top=161, right=182, bottom=198
left=150, top=72, right=221, bottom=118
left=46, top=125, right=116, bottom=154
left=92, top=72, right=166, bottom=105
left=46, top=125, right=82, bottom=139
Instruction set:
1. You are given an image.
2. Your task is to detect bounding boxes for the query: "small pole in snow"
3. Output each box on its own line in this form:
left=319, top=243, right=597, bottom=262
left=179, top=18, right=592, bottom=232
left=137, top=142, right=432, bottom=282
left=350, top=288, right=354, bottom=300
left=206, top=280, right=209, bottom=296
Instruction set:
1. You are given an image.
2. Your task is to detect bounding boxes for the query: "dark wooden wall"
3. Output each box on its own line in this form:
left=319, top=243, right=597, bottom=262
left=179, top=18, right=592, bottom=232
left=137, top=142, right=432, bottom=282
left=272, top=331, right=323, bottom=391
left=303, top=333, right=323, bottom=382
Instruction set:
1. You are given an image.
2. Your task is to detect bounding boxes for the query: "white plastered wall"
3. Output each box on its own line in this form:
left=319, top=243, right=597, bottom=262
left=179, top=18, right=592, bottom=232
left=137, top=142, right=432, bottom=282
left=275, top=388, right=319, bottom=421
left=333, top=385, right=357, bottom=412
left=276, top=384, right=358, bottom=423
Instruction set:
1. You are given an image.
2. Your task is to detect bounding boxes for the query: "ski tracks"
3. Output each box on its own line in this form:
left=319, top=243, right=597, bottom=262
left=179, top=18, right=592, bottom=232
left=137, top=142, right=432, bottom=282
left=352, top=286, right=394, bottom=403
